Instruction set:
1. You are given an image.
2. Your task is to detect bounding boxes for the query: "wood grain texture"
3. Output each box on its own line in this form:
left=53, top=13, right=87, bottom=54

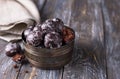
left=18, top=0, right=74, bottom=78
left=0, top=39, right=21, bottom=79
left=40, top=0, right=73, bottom=24
left=102, top=0, right=120, bottom=79
left=63, top=0, right=106, bottom=79
left=1, top=0, right=120, bottom=79
left=15, top=0, right=107, bottom=79
left=17, top=63, right=63, bottom=79
left=17, top=0, right=66, bottom=79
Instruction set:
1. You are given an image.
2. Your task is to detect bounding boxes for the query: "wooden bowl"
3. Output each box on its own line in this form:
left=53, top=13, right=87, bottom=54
left=22, top=26, right=75, bottom=69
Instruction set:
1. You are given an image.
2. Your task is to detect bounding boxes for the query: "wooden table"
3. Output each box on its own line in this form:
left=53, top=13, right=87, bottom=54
left=0, top=0, right=120, bottom=79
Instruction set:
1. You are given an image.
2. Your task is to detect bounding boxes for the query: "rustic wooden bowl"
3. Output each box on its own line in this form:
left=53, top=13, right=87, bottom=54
left=22, top=26, right=75, bottom=69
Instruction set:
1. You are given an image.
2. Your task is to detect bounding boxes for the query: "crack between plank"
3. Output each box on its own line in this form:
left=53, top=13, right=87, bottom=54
left=40, top=0, right=47, bottom=14
left=60, top=67, right=64, bottom=79
left=40, top=0, right=48, bottom=22
left=100, top=0, right=109, bottom=79
left=16, top=64, right=23, bottom=79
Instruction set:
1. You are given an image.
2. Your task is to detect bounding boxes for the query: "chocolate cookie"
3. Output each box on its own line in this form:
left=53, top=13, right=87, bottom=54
left=26, top=31, right=43, bottom=47
left=44, top=32, right=63, bottom=48
left=5, top=42, right=21, bottom=57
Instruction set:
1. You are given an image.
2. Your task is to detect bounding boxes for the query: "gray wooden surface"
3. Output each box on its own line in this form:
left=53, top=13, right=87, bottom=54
left=0, top=0, right=120, bottom=79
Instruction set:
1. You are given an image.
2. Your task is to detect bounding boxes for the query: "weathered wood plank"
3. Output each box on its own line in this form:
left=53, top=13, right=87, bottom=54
left=17, top=64, right=63, bottom=79
left=40, top=0, right=73, bottom=24
left=17, top=0, right=72, bottom=79
left=17, top=0, right=107, bottom=79
left=0, top=39, right=7, bottom=52
left=33, top=0, right=47, bottom=13
left=102, top=0, right=120, bottom=79
left=0, top=39, right=21, bottom=79
left=63, top=0, right=106, bottom=79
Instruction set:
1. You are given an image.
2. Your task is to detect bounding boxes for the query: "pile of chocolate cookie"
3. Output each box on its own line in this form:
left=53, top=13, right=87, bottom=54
left=5, top=18, right=74, bottom=64
left=23, top=18, right=74, bottom=48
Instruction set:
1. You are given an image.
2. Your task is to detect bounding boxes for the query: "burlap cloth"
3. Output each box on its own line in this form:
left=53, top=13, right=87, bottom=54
left=0, top=0, right=40, bottom=42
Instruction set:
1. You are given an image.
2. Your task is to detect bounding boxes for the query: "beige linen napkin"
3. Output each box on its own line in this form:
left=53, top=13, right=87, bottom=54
left=0, top=0, right=40, bottom=42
